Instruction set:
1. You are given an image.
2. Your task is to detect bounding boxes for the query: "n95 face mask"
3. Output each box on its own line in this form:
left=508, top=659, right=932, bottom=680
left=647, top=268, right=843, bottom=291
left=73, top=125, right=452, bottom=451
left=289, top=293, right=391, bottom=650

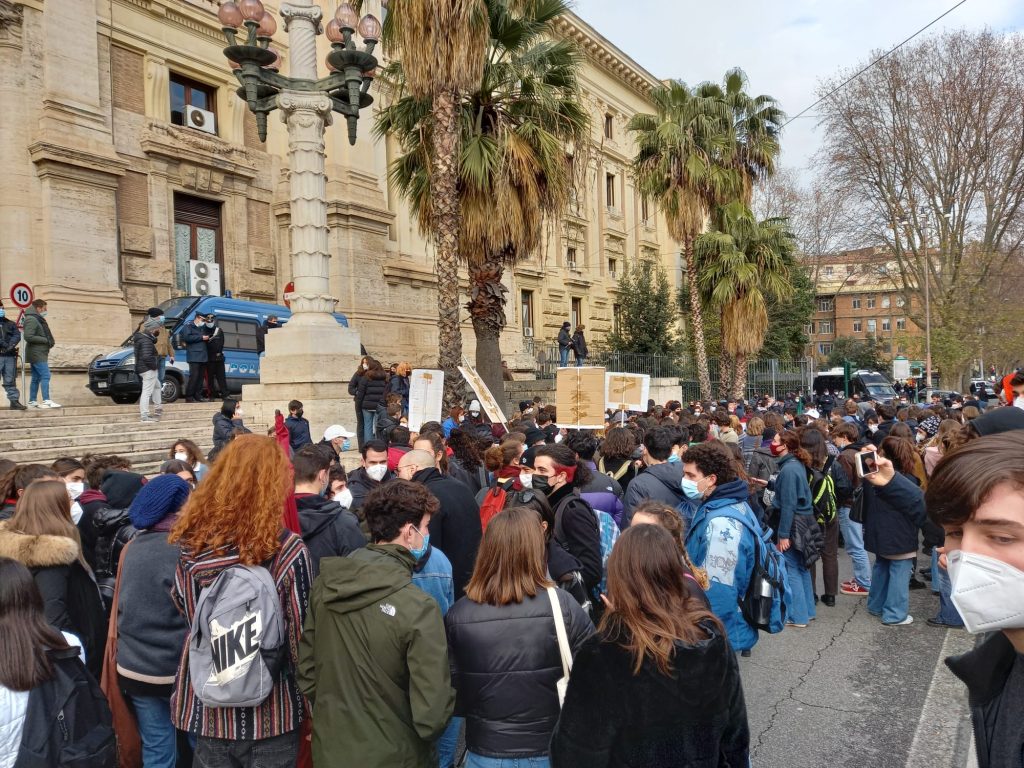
left=947, top=549, right=1024, bottom=633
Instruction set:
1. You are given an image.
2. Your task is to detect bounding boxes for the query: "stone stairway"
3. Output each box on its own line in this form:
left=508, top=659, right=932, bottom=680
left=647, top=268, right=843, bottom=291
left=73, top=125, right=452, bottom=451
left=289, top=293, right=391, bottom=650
left=0, top=402, right=222, bottom=475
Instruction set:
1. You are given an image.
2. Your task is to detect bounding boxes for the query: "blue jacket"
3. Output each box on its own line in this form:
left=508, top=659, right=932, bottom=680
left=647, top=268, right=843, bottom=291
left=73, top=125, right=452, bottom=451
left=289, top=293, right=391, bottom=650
left=285, top=415, right=313, bottom=452
left=442, top=417, right=460, bottom=439
left=773, top=453, right=813, bottom=540
left=180, top=321, right=208, bottom=363
left=686, top=479, right=759, bottom=652
left=411, top=545, right=455, bottom=616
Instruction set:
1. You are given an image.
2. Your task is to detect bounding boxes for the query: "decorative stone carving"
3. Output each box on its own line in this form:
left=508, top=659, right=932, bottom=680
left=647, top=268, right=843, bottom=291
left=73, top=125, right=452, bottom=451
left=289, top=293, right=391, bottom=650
left=279, top=3, right=322, bottom=78
left=0, top=0, right=23, bottom=49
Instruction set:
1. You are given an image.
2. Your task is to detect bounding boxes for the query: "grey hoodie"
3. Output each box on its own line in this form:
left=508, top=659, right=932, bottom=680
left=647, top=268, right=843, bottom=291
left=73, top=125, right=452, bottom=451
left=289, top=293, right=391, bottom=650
left=621, top=461, right=686, bottom=525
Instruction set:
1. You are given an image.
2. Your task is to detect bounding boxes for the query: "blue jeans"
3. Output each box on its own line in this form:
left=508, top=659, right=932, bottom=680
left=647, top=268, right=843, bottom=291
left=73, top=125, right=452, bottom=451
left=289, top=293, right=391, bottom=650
left=437, top=716, right=463, bottom=768
left=466, top=754, right=550, bottom=768
left=838, top=506, right=871, bottom=588
left=783, top=547, right=815, bottom=625
left=157, top=356, right=166, bottom=385
left=867, top=557, right=913, bottom=623
left=129, top=695, right=176, bottom=768
left=559, top=346, right=569, bottom=367
left=931, top=549, right=964, bottom=626
left=29, top=361, right=50, bottom=401
left=362, top=409, right=377, bottom=444
left=0, top=355, right=19, bottom=403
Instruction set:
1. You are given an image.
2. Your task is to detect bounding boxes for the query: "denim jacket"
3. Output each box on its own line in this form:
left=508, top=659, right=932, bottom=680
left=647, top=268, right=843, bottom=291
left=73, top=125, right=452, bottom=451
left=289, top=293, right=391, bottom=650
left=412, top=545, right=455, bottom=616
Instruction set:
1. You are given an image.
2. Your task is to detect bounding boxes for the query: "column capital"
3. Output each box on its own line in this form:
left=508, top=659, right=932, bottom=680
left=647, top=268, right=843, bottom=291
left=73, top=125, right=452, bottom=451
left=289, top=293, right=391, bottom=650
left=280, top=3, right=323, bottom=33
left=278, top=90, right=333, bottom=120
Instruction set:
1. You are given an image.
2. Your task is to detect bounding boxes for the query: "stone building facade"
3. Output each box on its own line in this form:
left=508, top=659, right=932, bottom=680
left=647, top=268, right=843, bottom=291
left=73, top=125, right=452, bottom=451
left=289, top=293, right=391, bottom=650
left=0, top=0, right=676, bottom=403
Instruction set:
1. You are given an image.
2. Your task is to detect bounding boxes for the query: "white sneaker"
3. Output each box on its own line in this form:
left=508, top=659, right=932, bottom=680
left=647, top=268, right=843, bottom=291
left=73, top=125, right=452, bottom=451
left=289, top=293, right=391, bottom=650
left=27, top=401, right=40, bottom=408
left=42, top=400, right=62, bottom=408
left=885, top=615, right=914, bottom=626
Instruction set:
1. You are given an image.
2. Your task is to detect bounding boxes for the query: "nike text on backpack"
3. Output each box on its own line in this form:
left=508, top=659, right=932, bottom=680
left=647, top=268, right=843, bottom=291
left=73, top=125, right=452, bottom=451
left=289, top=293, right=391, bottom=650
left=808, top=456, right=838, bottom=526
left=188, top=563, right=287, bottom=708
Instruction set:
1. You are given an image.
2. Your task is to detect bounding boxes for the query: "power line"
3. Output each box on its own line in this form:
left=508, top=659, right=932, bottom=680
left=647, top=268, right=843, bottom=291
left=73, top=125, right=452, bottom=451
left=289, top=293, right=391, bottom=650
left=782, top=0, right=970, bottom=128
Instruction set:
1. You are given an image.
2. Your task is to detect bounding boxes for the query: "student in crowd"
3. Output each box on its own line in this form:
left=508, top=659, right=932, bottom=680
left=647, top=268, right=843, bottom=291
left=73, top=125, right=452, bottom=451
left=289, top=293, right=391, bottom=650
left=769, top=431, right=817, bottom=628
left=630, top=499, right=710, bottom=608
left=170, top=435, right=312, bottom=768
left=285, top=399, right=313, bottom=453
left=549, top=525, right=750, bottom=768
left=446, top=506, right=594, bottom=768
left=622, top=427, right=686, bottom=523
left=168, top=439, right=208, bottom=483
left=596, top=427, right=639, bottom=495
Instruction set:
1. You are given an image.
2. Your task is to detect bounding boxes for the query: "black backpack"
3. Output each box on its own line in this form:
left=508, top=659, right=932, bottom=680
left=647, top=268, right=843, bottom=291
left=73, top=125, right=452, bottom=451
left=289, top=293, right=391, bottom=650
left=90, top=507, right=136, bottom=611
left=808, top=457, right=838, bottom=526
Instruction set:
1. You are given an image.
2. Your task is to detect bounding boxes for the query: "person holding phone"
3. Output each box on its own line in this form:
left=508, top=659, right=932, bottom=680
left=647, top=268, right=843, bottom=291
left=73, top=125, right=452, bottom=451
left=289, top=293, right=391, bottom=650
left=859, top=440, right=926, bottom=626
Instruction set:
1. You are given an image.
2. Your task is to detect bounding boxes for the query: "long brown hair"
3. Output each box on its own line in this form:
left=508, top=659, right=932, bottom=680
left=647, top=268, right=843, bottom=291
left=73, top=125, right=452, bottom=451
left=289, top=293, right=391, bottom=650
left=170, top=434, right=290, bottom=565
left=483, top=439, right=524, bottom=472
left=0, top=557, right=72, bottom=690
left=879, top=436, right=917, bottom=476
left=779, top=431, right=812, bottom=467
left=600, top=525, right=719, bottom=675
left=9, top=481, right=85, bottom=567
left=630, top=500, right=709, bottom=590
left=464, top=506, right=552, bottom=606
left=170, top=438, right=204, bottom=466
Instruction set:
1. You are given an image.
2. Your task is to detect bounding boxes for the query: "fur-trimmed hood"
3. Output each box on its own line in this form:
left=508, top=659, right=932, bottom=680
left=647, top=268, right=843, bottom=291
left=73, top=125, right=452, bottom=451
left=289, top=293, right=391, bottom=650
left=0, top=521, right=79, bottom=568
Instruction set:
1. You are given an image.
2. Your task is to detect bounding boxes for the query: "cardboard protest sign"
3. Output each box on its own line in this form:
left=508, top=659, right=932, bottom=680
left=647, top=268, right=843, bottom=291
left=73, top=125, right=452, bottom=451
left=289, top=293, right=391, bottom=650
left=458, top=363, right=508, bottom=425
left=408, top=369, right=444, bottom=432
left=556, top=367, right=607, bottom=429
left=605, top=372, right=650, bottom=412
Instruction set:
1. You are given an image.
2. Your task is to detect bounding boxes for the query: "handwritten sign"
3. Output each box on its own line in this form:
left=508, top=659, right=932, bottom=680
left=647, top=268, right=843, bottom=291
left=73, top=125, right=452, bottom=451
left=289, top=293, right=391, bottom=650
left=556, top=367, right=607, bottom=429
left=458, top=363, right=508, bottom=426
left=408, top=369, right=444, bottom=432
left=605, top=372, right=650, bottom=413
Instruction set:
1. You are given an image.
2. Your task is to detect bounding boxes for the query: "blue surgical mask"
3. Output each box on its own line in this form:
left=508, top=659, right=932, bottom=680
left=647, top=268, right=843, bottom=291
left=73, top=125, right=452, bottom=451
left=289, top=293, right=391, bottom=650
left=667, top=453, right=681, bottom=464
left=0, top=309, right=5, bottom=319
left=409, top=526, right=430, bottom=561
left=341, top=439, right=352, bottom=452
left=681, top=478, right=703, bottom=501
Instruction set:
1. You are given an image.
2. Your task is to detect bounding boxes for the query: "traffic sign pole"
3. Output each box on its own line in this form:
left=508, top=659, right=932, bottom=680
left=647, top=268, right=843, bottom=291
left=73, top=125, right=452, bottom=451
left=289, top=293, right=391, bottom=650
left=8, top=283, right=33, bottom=406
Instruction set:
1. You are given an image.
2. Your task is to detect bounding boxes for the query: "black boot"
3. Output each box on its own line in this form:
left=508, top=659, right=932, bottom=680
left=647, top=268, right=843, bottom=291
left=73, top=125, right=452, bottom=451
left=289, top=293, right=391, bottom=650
left=822, top=595, right=836, bottom=607
left=9, top=400, right=27, bottom=410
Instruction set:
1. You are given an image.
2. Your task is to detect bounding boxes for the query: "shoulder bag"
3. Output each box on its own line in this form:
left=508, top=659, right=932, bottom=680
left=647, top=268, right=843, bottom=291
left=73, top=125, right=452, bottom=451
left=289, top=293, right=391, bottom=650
left=546, top=586, right=573, bottom=707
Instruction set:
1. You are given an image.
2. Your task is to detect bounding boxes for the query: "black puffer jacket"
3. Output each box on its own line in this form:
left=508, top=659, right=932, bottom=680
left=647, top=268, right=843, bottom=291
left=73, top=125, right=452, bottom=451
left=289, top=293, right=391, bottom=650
left=445, top=588, right=594, bottom=758
left=295, top=493, right=366, bottom=577
left=355, top=372, right=388, bottom=413
left=862, top=471, right=926, bottom=557
left=132, top=330, right=158, bottom=374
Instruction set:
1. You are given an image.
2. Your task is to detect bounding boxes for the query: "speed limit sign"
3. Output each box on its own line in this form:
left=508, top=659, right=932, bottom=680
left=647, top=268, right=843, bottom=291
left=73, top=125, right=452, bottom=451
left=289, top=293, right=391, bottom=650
left=9, top=283, right=32, bottom=308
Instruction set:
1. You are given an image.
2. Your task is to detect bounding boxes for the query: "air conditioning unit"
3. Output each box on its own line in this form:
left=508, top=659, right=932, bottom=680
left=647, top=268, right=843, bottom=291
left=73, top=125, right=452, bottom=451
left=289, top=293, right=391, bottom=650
left=189, top=260, right=221, bottom=296
left=523, top=327, right=534, bottom=338
left=185, top=105, right=216, bottom=135
left=567, top=260, right=578, bottom=271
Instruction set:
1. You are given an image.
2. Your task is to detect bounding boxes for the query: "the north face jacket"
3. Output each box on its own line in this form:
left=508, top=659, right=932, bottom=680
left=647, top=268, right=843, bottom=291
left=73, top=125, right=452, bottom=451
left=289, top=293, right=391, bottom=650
left=298, top=545, right=454, bottom=768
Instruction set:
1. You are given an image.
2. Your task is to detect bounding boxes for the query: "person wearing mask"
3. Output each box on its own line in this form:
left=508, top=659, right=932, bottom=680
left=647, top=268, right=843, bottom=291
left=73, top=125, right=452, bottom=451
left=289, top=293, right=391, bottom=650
left=22, top=298, right=59, bottom=408
left=169, top=435, right=312, bottom=767
left=571, top=324, right=588, bottom=367
left=621, top=427, right=686, bottom=525
left=167, top=438, right=209, bottom=483
left=387, top=361, right=412, bottom=414
left=397, top=449, right=482, bottom=600
left=318, top=424, right=355, bottom=466
left=297, top=480, right=454, bottom=768
left=1010, top=370, right=1024, bottom=410
left=291, top=444, right=365, bottom=576
left=681, top=442, right=761, bottom=656
left=596, top=427, right=640, bottom=494
left=355, top=358, right=389, bottom=447
left=564, top=430, right=624, bottom=527
left=203, top=314, right=228, bottom=400
left=861, top=438, right=927, bottom=626
left=0, top=480, right=106, bottom=676
left=441, top=406, right=465, bottom=439
left=833, top=423, right=871, bottom=596
left=549, top=525, right=750, bottom=768
left=532, top=444, right=603, bottom=595
left=347, top=440, right=393, bottom=516
left=557, top=321, right=573, bottom=368
left=446, top=506, right=594, bottom=768
left=143, top=307, right=174, bottom=386
left=926, top=431, right=1024, bottom=767
left=181, top=313, right=210, bottom=403
left=768, top=431, right=818, bottom=628
left=51, top=457, right=87, bottom=526
left=0, top=557, right=115, bottom=768
left=799, top=427, right=840, bottom=608
left=0, top=299, right=25, bottom=409
left=256, top=314, right=279, bottom=355
left=348, top=356, right=370, bottom=449
left=328, top=464, right=351, bottom=508
left=212, top=398, right=250, bottom=454
left=284, top=399, right=313, bottom=452
left=133, top=315, right=163, bottom=422
left=115, top=474, right=192, bottom=768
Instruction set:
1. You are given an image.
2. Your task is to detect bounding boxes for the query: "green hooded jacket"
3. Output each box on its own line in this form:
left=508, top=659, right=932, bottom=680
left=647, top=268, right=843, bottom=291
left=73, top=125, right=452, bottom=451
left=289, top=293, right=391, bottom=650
left=298, top=544, right=454, bottom=768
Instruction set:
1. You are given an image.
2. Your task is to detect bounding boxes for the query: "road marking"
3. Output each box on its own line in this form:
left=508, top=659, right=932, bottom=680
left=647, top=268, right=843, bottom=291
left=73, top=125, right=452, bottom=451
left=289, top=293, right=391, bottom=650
left=905, top=628, right=977, bottom=768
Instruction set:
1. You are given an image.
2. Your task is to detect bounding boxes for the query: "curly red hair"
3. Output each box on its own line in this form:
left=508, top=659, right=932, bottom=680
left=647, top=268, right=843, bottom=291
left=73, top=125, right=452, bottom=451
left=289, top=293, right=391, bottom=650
left=170, top=434, right=290, bottom=565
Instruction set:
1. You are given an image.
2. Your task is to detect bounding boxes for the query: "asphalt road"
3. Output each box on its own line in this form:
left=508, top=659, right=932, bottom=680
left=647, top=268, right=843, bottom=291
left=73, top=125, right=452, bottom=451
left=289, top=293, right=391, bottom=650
left=738, top=557, right=978, bottom=768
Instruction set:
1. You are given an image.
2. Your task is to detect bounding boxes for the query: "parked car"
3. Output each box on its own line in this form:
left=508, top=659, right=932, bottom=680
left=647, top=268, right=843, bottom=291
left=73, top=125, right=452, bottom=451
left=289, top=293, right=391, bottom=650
left=88, top=296, right=350, bottom=404
left=812, top=368, right=899, bottom=403
left=968, top=379, right=998, bottom=399
left=918, top=389, right=963, bottom=404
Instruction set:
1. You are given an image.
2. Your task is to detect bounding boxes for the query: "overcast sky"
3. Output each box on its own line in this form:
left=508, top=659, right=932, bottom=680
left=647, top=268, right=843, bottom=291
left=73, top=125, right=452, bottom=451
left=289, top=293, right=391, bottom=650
left=576, top=0, right=1024, bottom=183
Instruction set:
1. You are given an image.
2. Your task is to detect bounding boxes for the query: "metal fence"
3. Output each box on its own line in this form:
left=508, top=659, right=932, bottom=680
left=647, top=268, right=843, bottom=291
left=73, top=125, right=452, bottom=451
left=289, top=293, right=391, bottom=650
left=532, top=343, right=814, bottom=401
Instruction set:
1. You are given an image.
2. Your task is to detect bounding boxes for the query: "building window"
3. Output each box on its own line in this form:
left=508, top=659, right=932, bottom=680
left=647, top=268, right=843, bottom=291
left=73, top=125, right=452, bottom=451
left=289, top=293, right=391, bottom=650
left=521, top=290, right=534, bottom=335
left=817, top=297, right=834, bottom=312
left=170, top=74, right=216, bottom=131
left=882, top=296, right=891, bottom=309
left=608, top=258, right=617, bottom=278
left=571, top=297, right=583, bottom=329
left=818, top=320, right=833, bottom=334
left=604, top=113, right=614, bottom=139
left=818, top=342, right=833, bottom=356
left=173, top=193, right=222, bottom=293
left=866, top=297, right=876, bottom=309
left=605, top=173, right=616, bottom=208
left=882, top=318, right=891, bottom=332
left=867, top=319, right=877, bottom=334
left=853, top=320, right=862, bottom=333
left=566, top=246, right=578, bottom=270
left=851, top=298, right=861, bottom=310
left=824, top=266, right=833, bottom=277
left=641, top=197, right=650, bottom=224
left=896, top=317, right=906, bottom=331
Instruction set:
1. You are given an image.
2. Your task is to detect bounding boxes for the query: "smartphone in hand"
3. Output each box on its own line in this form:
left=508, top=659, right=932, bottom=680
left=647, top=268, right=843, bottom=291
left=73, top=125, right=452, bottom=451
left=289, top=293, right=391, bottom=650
left=857, top=450, right=880, bottom=478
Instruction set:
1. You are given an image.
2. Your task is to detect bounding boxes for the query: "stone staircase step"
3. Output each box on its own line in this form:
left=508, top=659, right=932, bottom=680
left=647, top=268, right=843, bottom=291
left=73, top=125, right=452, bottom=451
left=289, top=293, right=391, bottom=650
left=7, top=436, right=213, bottom=464
left=0, top=416, right=213, bottom=442
left=0, top=402, right=214, bottom=420
left=0, top=425, right=218, bottom=453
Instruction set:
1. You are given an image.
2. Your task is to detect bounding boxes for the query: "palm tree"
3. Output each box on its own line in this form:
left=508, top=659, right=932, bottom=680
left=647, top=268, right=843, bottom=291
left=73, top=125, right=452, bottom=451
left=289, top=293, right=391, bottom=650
left=378, top=0, right=589, bottom=402
left=695, top=202, right=795, bottom=399
left=717, top=68, right=784, bottom=205
left=628, top=81, right=738, bottom=400
left=382, top=0, right=490, bottom=405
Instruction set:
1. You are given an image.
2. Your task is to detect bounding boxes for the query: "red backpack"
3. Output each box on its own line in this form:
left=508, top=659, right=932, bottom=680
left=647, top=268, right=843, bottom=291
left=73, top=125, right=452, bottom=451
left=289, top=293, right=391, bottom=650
left=479, top=478, right=517, bottom=531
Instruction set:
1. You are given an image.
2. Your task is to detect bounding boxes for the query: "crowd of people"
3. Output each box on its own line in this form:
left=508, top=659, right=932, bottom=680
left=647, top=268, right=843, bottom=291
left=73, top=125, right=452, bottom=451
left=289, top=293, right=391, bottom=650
left=1, top=366, right=1024, bottom=768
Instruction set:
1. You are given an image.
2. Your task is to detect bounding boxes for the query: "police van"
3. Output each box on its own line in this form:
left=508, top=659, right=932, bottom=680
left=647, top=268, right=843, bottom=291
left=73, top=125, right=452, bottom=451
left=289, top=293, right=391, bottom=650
left=812, top=368, right=898, bottom=403
left=88, top=295, right=350, bottom=404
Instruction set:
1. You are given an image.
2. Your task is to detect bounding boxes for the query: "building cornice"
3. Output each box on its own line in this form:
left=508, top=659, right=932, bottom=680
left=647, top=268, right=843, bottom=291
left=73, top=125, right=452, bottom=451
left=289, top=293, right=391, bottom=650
left=554, top=11, right=662, bottom=98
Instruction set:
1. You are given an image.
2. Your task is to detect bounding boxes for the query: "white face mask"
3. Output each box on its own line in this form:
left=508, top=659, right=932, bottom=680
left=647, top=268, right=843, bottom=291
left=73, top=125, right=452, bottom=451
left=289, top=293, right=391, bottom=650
left=333, top=488, right=354, bottom=509
left=1015, top=395, right=1024, bottom=411
left=70, top=501, right=83, bottom=525
left=519, top=472, right=533, bottom=489
left=868, top=424, right=879, bottom=433
left=948, top=549, right=1024, bottom=633
left=66, top=481, right=85, bottom=500
left=174, top=451, right=189, bottom=462
left=366, top=464, right=388, bottom=482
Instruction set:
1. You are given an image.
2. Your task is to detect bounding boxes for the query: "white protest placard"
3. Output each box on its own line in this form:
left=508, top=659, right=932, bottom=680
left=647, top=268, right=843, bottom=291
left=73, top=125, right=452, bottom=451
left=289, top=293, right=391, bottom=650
left=408, top=369, right=444, bottom=432
left=556, top=366, right=607, bottom=429
left=605, top=372, right=650, bottom=413
left=458, top=362, right=508, bottom=426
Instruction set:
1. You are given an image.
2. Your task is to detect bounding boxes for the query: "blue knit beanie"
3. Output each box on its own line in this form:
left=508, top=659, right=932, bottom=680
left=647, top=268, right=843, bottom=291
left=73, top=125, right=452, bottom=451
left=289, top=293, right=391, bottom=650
left=128, top=474, right=191, bottom=530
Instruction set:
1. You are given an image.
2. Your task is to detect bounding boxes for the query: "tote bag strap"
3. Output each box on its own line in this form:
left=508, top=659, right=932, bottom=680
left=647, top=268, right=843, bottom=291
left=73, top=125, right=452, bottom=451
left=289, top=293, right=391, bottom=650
left=546, top=586, right=572, bottom=678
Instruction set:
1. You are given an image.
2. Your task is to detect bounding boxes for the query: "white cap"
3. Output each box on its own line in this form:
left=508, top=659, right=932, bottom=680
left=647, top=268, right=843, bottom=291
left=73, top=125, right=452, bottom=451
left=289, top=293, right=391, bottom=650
left=468, top=399, right=481, bottom=413
left=805, top=407, right=821, bottom=419
left=323, top=424, right=355, bottom=441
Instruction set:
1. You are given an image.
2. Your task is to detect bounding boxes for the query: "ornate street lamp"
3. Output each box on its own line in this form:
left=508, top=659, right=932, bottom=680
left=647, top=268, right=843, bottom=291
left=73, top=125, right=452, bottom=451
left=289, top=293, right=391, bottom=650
left=218, top=0, right=379, bottom=145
